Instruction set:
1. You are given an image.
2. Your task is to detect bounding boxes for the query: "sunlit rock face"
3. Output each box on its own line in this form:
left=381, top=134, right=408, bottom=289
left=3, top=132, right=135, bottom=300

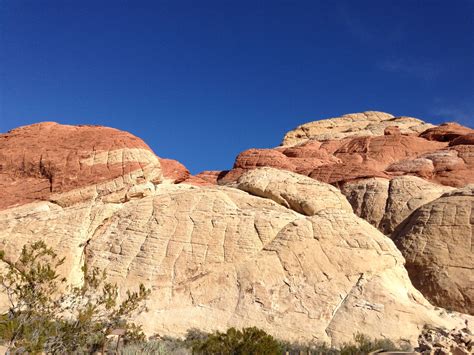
left=392, top=186, right=474, bottom=315
left=0, top=122, right=162, bottom=210
left=0, top=118, right=472, bottom=347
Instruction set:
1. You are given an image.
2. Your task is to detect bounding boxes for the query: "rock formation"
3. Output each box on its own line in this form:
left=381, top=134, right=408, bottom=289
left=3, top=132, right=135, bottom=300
left=0, top=113, right=473, bottom=347
left=392, top=186, right=474, bottom=315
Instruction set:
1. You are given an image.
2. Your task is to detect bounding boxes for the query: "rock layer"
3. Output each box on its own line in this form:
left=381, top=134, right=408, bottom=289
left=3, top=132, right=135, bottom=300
left=0, top=122, right=162, bottom=210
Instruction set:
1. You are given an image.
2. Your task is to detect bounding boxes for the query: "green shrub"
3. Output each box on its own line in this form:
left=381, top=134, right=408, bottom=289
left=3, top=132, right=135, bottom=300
left=192, top=327, right=282, bottom=355
left=0, top=241, right=150, bottom=353
left=339, top=332, right=401, bottom=355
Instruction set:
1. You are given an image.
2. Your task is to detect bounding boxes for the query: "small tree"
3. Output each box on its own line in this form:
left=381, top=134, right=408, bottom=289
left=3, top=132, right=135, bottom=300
left=0, top=241, right=150, bottom=353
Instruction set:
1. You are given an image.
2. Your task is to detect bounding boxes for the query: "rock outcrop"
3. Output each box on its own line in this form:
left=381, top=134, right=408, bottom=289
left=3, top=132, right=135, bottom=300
left=236, top=167, right=352, bottom=216
left=392, top=186, right=474, bottom=314
left=220, top=111, right=473, bottom=189
left=0, top=122, right=162, bottom=210
left=282, top=111, right=433, bottom=146
left=159, top=158, right=190, bottom=183
left=0, top=116, right=473, bottom=347
left=341, top=176, right=454, bottom=234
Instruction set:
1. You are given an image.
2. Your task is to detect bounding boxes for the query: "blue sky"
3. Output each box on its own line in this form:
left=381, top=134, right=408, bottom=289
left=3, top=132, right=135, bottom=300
left=1, top=0, right=473, bottom=173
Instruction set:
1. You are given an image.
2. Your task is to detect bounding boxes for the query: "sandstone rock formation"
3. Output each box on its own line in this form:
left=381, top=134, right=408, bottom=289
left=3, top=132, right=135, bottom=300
left=282, top=111, right=434, bottom=146
left=419, top=122, right=474, bottom=142
left=220, top=111, right=473, bottom=188
left=1, top=117, right=473, bottom=347
left=392, top=186, right=474, bottom=314
left=159, top=158, right=190, bottom=183
left=1, top=179, right=470, bottom=346
left=416, top=325, right=473, bottom=354
left=341, top=176, right=454, bottom=234
left=0, top=122, right=162, bottom=210
left=236, top=167, right=352, bottom=216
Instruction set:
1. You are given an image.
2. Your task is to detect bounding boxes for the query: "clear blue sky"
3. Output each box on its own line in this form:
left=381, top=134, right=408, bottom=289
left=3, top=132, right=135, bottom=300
left=1, top=1, right=473, bottom=173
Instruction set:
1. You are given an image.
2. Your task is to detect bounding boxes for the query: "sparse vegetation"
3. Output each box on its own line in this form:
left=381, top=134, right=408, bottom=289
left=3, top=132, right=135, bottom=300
left=0, top=241, right=150, bottom=353
left=191, top=326, right=282, bottom=355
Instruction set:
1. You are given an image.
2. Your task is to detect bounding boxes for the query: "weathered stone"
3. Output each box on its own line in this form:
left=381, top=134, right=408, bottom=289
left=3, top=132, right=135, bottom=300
left=1, top=184, right=470, bottom=345
left=159, top=158, right=190, bottom=183
left=282, top=111, right=433, bottom=146
left=341, top=176, right=454, bottom=234
left=420, top=122, right=474, bottom=143
left=236, top=167, right=352, bottom=216
left=392, top=186, right=474, bottom=314
left=0, top=122, right=162, bottom=210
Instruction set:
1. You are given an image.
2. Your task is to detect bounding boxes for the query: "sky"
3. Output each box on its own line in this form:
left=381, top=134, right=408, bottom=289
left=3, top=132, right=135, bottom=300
left=1, top=0, right=473, bottom=173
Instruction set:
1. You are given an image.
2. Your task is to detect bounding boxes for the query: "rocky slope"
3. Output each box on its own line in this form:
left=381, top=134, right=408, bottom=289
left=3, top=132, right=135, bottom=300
left=0, top=113, right=472, bottom=347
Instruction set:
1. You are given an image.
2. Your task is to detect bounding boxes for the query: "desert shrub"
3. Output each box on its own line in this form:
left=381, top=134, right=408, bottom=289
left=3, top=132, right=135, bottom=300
left=280, top=340, right=339, bottom=354
left=0, top=241, right=150, bottom=353
left=339, top=332, right=400, bottom=355
left=121, top=339, right=168, bottom=355
left=192, top=326, right=282, bottom=355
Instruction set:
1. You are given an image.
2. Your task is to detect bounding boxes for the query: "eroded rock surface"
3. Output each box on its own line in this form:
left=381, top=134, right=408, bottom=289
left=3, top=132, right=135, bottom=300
left=282, top=111, right=433, bottom=146
left=1, top=183, right=470, bottom=345
left=392, top=186, right=474, bottom=314
left=1, top=119, right=473, bottom=347
left=221, top=111, right=473, bottom=188
left=0, top=122, right=162, bottom=210
left=237, top=167, right=352, bottom=216
left=341, top=176, right=454, bottom=234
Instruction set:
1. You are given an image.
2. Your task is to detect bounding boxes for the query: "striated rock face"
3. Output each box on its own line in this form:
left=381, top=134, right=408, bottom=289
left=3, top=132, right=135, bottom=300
left=221, top=112, right=474, bottom=188
left=236, top=167, right=352, bottom=216
left=1, top=178, right=470, bottom=345
left=341, top=176, right=454, bottom=235
left=1, top=118, right=473, bottom=346
left=392, top=186, right=474, bottom=314
left=282, top=111, right=433, bottom=146
left=0, top=122, right=162, bottom=210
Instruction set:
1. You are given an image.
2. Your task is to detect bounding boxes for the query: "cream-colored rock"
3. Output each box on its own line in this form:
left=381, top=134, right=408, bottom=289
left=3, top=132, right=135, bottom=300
left=282, top=111, right=434, bottom=146
left=1, top=183, right=471, bottom=346
left=381, top=176, right=454, bottom=234
left=341, top=177, right=390, bottom=228
left=236, top=167, right=352, bottom=215
left=341, top=176, right=454, bottom=234
left=392, top=185, right=474, bottom=314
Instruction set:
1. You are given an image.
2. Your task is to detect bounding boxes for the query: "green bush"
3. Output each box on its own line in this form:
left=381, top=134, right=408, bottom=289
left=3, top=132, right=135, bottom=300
left=339, top=332, right=402, bottom=355
left=0, top=241, right=150, bottom=353
left=192, top=327, right=282, bottom=355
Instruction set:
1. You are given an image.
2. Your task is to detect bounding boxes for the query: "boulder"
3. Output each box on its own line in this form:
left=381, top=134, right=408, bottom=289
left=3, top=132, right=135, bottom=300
left=236, top=167, right=352, bottom=215
left=341, top=176, right=454, bottom=234
left=392, top=186, right=474, bottom=314
left=420, top=122, right=474, bottom=142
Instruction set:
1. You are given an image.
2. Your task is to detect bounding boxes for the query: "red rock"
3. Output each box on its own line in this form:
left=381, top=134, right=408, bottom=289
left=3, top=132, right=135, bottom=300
left=419, top=122, right=474, bottom=142
left=233, top=148, right=296, bottom=171
left=384, top=126, right=401, bottom=135
left=159, top=158, right=190, bottom=183
left=193, top=170, right=221, bottom=185
left=0, top=122, right=161, bottom=210
left=309, top=163, right=389, bottom=185
left=449, top=133, right=474, bottom=146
